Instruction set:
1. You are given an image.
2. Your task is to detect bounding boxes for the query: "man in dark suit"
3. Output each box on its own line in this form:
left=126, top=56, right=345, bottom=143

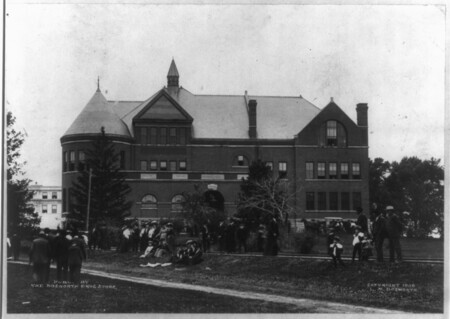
left=372, top=210, right=388, bottom=262
left=54, top=229, right=71, bottom=281
left=386, top=206, right=403, bottom=262
left=355, top=207, right=368, bottom=234
left=68, top=231, right=87, bottom=284
left=29, top=231, right=51, bottom=283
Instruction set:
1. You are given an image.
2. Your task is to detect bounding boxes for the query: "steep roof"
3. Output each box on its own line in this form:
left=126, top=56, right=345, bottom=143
left=99, top=88, right=321, bottom=139
left=63, top=90, right=131, bottom=138
left=167, top=59, right=179, bottom=77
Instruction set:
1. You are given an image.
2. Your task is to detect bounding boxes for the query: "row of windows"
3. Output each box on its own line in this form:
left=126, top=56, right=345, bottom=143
left=136, top=127, right=187, bottom=145
left=140, top=194, right=185, bottom=212
left=306, top=162, right=360, bottom=179
left=39, top=192, right=58, bottom=200
left=36, top=204, right=58, bottom=214
left=63, top=150, right=125, bottom=172
left=306, top=191, right=361, bottom=211
left=140, top=160, right=187, bottom=171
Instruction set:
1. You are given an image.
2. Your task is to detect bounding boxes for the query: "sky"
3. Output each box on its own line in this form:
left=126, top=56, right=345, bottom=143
left=5, top=2, right=446, bottom=186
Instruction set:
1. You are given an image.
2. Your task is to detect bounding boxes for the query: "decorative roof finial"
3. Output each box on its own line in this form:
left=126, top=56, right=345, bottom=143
left=97, top=76, right=100, bottom=92
left=330, top=97, right=334, bottom=102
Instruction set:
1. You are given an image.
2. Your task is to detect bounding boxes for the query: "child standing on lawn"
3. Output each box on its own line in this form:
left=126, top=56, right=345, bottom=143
left=330, top=237, right=345, bottom=268
left=352, top=227, right=364, bottom=262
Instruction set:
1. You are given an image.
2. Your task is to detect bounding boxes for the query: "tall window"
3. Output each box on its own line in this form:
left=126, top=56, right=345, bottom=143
left=42, top=192, right=48, bottom=199
left=160, top=160, right=167, bottom=171
left=326, top=120, right=337, bottom=146
left=318, top=192, right=327, bottom=210
left=279, top=162, right=287, bottom=178
left=306, top=162, right=314, bottom=179
left=329, top=163, right=337, bottom=179
left=306, top=192, right=315, bottom=210
left=234, top=155, right=248, bottom=167
left=320, top=120, right=347, bottom=147
left=329, top=192, right=338, bottom=210
left=141, top=194, right=157, bottom=210
left=63, top=152, right=68, bottom=172
left=150, top=127, right=157, bottom=144
left=179, top=161, right=187, bottom=171
left=78, top=151, right=85, bottom=171
left=179, top=128, right=186, bottom=145
left=42, top=205, right=48, bottom=214
left=317, top=162, right=326, bottom=179
left=140, top=160, right=148, bottom=171
left=52, top=192, right=57, bottom=199
left=169, top=161, right=177, bottom=171
left=52, top=205, right=57, bottom=214
left=69, top=151, right=75, bottom=171
left=171, top=195, right=185, bottom=212
left=160, top=128, right=167, bottom=144
left=352, top=163, right=361, bottom=179
left=119, top=151, right=125, bottom=169
left=340, top=163, right=349, bottom=179
left=341, top=192, right=350, bottom=210
left=353, top=192, right=362, bottom=210
left=238, top=156, right=244, bottom=166
left=169, top=128, right=177, bottom=144
left=150, top=160, right=157, bottom=170
left=140, top=127, right=147, bottom=144
left=265, top=162, right=273, bottom=171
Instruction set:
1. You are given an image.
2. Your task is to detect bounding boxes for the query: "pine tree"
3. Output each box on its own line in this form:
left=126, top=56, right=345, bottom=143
left=6, top=112, right=40, bottom=236
left=71, top=127, right=132, bottom=228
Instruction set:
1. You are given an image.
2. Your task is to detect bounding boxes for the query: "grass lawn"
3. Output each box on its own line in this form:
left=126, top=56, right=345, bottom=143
left=81, top=250, right=443, bottom=313
left=7, top=263, right=305, bottom=313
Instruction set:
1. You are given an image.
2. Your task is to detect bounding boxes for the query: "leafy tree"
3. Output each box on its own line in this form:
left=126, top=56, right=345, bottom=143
left=236, top=160, right=292, bottom=229
left=369, top=157, right=391, bottom=212
left=71, top=127, right=132, bottom=229
left=385, top=157, right=444, bottom=237
left=6, top=112, right=40, bottom=237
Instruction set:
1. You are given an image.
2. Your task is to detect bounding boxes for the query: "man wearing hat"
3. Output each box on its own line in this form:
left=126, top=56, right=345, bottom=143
left=355, top=207, right=368, bottom=234
left=385, top=206, right=403, bottom=262
left=372, top=209, right=388, bottom=262
left=29, top=231, right=51, bottom=283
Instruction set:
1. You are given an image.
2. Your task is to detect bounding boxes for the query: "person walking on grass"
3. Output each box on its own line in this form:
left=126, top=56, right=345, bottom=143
left=385, top=206, right=403, bottom=263
left=68, top=231, right=86, bottom=284
left=29, top=231, right=51, bottom=284
left=54, top=229, right=71, bottom=281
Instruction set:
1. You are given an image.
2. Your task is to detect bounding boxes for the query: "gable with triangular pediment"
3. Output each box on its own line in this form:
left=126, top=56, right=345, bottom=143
left=139, top=95, right=187, bottom=120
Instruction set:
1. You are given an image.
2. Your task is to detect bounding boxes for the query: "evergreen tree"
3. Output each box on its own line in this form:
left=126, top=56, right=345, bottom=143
left=6, top=112, right=40, bottom=237
left=71, top=127, right=132, bottom=228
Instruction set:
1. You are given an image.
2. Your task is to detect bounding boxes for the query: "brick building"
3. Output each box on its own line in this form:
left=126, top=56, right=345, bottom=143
left=61, top=60, right=369, bottom=224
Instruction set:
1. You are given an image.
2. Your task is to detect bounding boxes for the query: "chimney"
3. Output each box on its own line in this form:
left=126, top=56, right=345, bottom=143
left=248, top=99, right=257, bottom=139
left=356, top=103, right=368, bottom=126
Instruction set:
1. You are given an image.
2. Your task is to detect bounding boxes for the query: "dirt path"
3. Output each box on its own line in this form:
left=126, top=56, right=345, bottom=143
left=9, top=260, right=406, bottom=313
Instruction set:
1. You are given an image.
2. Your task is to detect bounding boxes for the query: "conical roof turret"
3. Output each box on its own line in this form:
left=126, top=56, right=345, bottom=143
left=62, top=88, right=131, bottom=138
left=167, top=59, right=179, bottom=88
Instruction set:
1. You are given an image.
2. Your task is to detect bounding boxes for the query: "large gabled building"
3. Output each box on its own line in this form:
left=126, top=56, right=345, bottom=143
left=61, top=59, right=369, bottom=225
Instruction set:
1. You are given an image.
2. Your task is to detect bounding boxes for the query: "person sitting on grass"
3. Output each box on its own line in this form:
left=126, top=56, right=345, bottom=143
left=330, top=237, right=345, bottom=268
left=176, top=240, right=203, bottom=265
left=139, top=238, right=159, bottom=258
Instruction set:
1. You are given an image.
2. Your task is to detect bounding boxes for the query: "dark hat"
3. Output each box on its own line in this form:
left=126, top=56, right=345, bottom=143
left=151, top=221, right=158, bottom=225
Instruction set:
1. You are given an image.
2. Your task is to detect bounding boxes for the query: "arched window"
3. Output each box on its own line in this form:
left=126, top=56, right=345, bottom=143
left=319, top=120, right=347, bottom=147
left=233, top=155, right=249, bottom=167
left=171, top=194, right=185, bottom=213
left=141, top=194, right=157, bottom=210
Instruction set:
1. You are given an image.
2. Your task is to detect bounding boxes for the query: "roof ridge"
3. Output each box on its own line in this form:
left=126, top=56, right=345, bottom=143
left=108, top=100, right=143, bottom=103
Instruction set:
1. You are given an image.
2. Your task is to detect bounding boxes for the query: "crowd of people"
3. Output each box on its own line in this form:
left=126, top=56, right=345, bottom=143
left=326, top=205, right=403, bottom=268
left=28, top=228, right=87, bottom=284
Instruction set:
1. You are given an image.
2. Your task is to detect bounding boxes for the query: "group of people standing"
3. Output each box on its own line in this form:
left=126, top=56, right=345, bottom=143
left=29, top=228, right=87, bottom=284
left=327, top=205, right=403, bottom=268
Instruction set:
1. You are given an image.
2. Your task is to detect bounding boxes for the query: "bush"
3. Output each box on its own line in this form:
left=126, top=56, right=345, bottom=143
left=293, top=231, right=317, bottom=254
